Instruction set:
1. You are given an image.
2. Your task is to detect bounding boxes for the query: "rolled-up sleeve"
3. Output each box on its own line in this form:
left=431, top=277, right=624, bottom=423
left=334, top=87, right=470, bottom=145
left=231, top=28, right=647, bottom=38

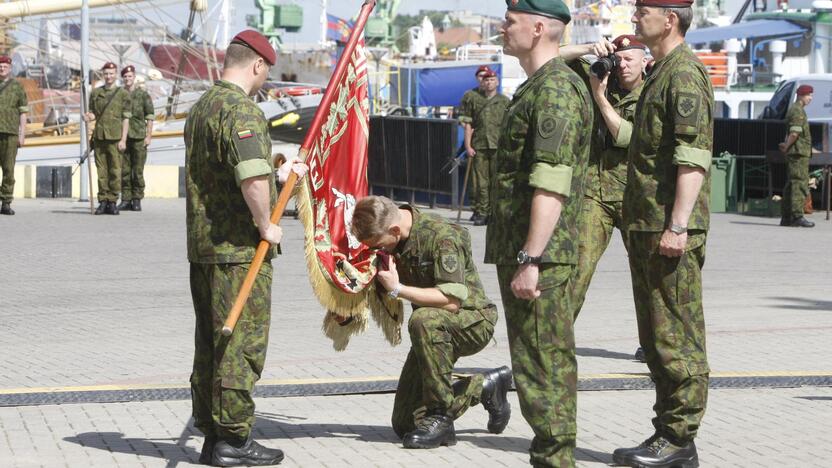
left=669, top=67, right=713, bottom=171
left=613, top=119, right=633, bottom=148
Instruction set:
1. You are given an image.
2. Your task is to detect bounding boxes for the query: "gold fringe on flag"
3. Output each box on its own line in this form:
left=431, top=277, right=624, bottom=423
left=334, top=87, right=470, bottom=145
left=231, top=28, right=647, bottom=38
left=295, top=181, right=403, bottom=350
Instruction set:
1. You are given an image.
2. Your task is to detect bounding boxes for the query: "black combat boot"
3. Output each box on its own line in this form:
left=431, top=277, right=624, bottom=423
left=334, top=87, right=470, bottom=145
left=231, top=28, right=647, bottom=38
left=779, top=217, right=790, bottom=227
left=481, top=366, right=512, bottom=434
left=95, top=201, right=107, bottom=215
left=469, top=212, right=477, bottom=221
left=473, top=215, right=488, bottom=226
left=402, top=414, right=456, bottom=449
left=791, top=216, right=815, bottom=228
left=117, top=199, right=133, bottom=211
left=109, top=201, right=119, bottom=215
left=212, top=437, right=284, bottom=466
left=612, top=433, right=661, bottom=465
left=198, top=436, right=216, bottom=465
left=615, top=435, right=699, bottom=468
left=132, top=199, right=142, bottom=211
left=634, top=347, right=646, bottom=363
left=0, top=202, right=14, bottom=215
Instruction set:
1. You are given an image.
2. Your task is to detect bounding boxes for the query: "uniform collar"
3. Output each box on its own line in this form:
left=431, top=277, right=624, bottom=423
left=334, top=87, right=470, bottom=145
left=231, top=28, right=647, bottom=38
left=648, top=42, right=688, bottom=78
left=396, top=204, right=422, bottom=256
left=215, top=79, right=249, bottom=97
left=515, top=56, right=562, bottom=100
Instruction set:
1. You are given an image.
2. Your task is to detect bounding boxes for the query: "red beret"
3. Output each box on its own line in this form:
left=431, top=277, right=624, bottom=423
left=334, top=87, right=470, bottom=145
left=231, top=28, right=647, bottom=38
left=796, top=84, right=814, bottom=96
left=476, top=65, right=492, bottom=77
left=231, top=30, right=277, bottom=66
left=0, top=56, right=11, bottom=65
left=101, top=62, right=117, bottom=70
left=612, top=35, right=647, bottom=52
left=121, top=65, right=135, bottom=76
left=482, top=70, right=498, bottom=78
left=634, top=0, right=693, bottom=6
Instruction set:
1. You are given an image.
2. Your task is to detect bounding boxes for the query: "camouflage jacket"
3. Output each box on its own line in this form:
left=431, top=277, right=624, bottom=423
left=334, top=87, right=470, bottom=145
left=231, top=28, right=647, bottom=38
left=185, top=80, right=276, bottom=264
left=457, top=87, right=486, bottom=126
left=485, top=57, right=592, bottom=265
left=0, top=78, right=29, bottom=135
left=89, top=84, right=131, bottom=141
left=126, top=87, right=155, bottom=140
left=395, top=205, right=497, bottom=324
left=785, top=103, right=811, bottom=157
left=570, top=60, right=641, bottom=202
left=471, top=93, right=510, bottom=150
left=624, top=44, right=713, bottom=233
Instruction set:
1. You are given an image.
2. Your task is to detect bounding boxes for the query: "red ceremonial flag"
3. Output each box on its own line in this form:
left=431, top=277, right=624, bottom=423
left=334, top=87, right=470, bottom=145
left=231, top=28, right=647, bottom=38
left=296, top=1, right=402, bottom=350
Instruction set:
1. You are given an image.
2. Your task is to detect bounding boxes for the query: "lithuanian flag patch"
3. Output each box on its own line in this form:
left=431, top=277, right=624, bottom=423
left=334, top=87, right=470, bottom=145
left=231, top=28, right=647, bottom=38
left=237, top=129, right=254, bottom=140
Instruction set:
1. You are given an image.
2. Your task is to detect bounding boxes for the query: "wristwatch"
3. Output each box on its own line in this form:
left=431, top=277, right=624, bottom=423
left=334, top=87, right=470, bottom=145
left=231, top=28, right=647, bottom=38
left=387, top=283, right=402, bottom=299
left=516, top=250, right=542, bottom=265
left=668, top=223, right=688, bottom=234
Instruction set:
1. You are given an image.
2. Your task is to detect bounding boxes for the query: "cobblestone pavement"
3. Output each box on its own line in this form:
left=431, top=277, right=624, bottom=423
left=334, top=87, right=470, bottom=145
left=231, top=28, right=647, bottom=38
left=1, top=198, right=831, bottom=467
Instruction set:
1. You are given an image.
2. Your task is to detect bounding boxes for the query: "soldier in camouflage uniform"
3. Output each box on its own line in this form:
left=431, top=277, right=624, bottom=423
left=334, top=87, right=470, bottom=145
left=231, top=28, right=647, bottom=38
left=613, top=2, right=713, bottom=467
left=485, top=1, right=591, bottom=466
left=462, top=69, right=510, bottom=226
left=561, top=36, right=648, bottom=322
left=351, top=195, right=512, bottom=450
left=117, top=65, right=155, bottom=212
left=0, top=55, right=29, bottom=216
left=85, top=62, right=130, bottom=215
left=778, top=84, right=815, bottom=228
left=185, top=30, right=306, bottom=467
left=457, top=66, right=489, bottom=222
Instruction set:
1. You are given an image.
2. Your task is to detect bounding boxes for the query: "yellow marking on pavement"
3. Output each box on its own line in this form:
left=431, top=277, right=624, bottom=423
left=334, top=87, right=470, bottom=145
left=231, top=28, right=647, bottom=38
left=1, top=371, right=830, bottom=396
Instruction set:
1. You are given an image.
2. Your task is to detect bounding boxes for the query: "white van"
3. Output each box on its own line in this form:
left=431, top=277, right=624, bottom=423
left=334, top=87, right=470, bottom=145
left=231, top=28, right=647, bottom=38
left=762, top=74, right=832, bottom=123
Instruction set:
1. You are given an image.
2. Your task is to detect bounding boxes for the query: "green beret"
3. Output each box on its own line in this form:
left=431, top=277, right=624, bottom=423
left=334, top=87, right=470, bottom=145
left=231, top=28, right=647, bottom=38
left=506, top=0, right=572, bottom=25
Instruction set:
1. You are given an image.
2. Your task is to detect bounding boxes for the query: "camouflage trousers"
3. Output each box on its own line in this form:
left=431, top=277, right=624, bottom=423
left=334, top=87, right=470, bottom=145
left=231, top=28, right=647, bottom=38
left=189, top=261, right=273, bottom=441
left=93, top=139, right=122, bottom=202
left=0, top=133, right=18, bottom=203
left=568, top=197, right=628, bottom=319
left=391, top=305, right=497, bottom=438
left=781, top=154, right=810, bottom=220
left=121, top=138, right=148, bottom=201
left=627, top=231, right=709, bottom=443
left=497, top=264, right=576, bottom=468
left=470, top=148, right=494, bottom=216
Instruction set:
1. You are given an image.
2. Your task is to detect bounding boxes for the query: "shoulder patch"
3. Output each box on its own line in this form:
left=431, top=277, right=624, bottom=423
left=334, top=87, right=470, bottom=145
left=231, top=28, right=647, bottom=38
left=237, top=129, right=254, bottom=140
left=535, top=115, right=567, bottom=153
left=676, top=92, right=700, bottom=119
left=441, top=253, right=459, bottom=274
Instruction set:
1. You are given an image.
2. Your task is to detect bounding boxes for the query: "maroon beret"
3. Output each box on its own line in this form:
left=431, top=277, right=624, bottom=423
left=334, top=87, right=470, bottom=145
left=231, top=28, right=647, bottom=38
left=0, top=56, right=11, bottom=65
left=231, top=30, right=277, bottom=66
left=101, top=62, right=117, bottom=71
left=796, top=84, right=814, bottom=96
left=475, top=65, right=492, bottom=77
left=121, top=65, right=135, bottom=76
left=612, top=35, right=648, bottom=52
left=482, top=69, right=498, bottom=78
left=634, top=0, right=693, bottom=6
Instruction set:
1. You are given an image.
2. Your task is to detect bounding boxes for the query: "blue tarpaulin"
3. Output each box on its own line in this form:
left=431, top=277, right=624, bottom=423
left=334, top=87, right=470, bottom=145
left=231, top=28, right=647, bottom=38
left=686, top=19, right=807, bottom=44
left=390, top=62, right=503, bottom=108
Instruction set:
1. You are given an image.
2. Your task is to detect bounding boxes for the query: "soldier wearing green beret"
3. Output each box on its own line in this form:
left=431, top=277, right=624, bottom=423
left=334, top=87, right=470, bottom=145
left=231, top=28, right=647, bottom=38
left=614, top=1, right=712, bottom=467
left=485, top=1, right=591, bottom=466
left=351, top=196, right=512, bottom=450
left=0, top=56, right=29, bottom=216
left=85, top=62, right=131, bottom=215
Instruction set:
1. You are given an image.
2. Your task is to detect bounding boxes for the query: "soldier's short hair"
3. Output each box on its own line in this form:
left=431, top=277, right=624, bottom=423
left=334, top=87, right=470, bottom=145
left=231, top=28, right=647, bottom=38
left=352, top=196, right=400, bottom=242
left=664, top=7, right=693, bottom=35
left=223, top=43, right=262, bottom=69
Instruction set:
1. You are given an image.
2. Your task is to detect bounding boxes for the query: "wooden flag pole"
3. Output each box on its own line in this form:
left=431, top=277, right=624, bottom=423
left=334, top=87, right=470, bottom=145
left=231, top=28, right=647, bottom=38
left=222, top=0, right=377, bottom=336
